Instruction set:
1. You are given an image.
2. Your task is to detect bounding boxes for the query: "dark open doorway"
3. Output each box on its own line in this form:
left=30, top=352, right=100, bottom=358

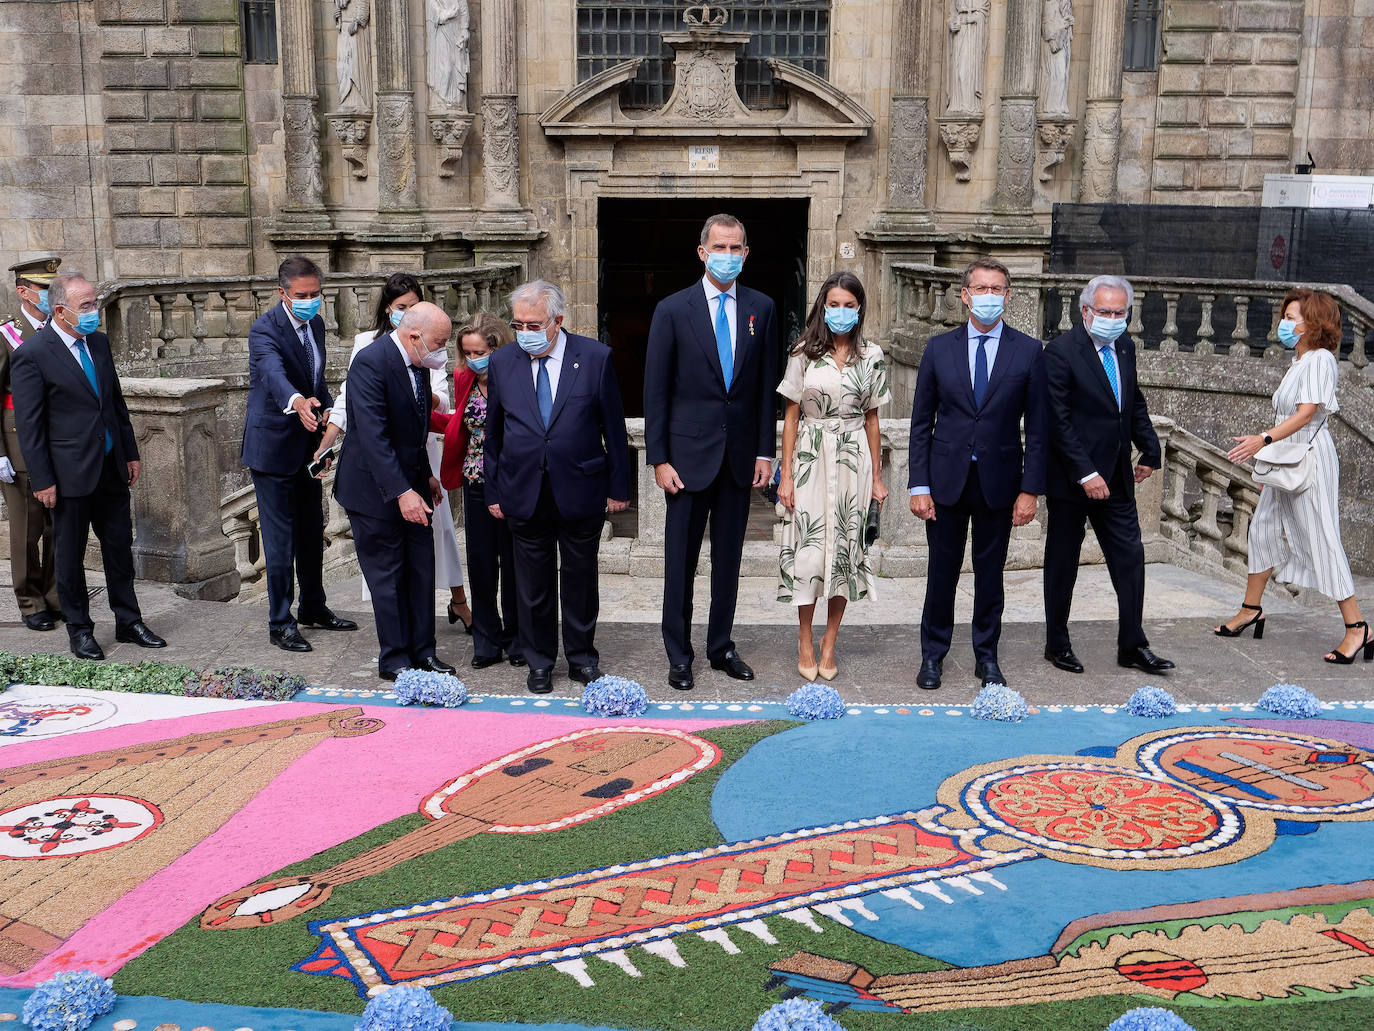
left=596, top=197, right=810, bottom=418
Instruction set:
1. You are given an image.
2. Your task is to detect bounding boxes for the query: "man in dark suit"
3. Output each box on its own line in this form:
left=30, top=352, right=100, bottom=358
left=334, top=302, right=457, bottom=681
left=484, top=280, right=629, bottom=695
left=643, top=213, right=778, bottom=691
left=1, top=257, right=63, bottom=630
left=1043, top=274, right=1174, bottom=675
left=242, top=255, right=356, bottom=652
left=10, top=271, right=165, bottom=660
left=909, top=258, right=1048, bottom=690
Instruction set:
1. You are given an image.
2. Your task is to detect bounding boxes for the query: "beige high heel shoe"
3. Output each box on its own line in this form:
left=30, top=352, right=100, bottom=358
left=798, top=637, right=818, bottom=681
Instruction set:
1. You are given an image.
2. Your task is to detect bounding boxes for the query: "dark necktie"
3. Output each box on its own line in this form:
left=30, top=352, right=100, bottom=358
left=537, top=356, right=553, bottom=428
left=299, top=324, right=316, bottom=392
left=972, top=334, right=990, bottom=408
left=411, top=365, right=427, bottom=413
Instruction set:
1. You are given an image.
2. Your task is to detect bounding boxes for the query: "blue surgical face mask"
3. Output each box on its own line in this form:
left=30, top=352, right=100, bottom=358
left=75, top=310, right=101, bottom=336
left=969, top=294, right=1005, bottom=324
left=1088, top=314, right=1127, bottom=344
left=704, top=253, right=744, bottom=284
left=389, top=308, right=404, bottom=328
left=1277, top=319, right=1301, bottom=349
left=466, top=354, right=491, bottom=375
left=517, top=329, right=549, bottom=355
left=35, top=289, right=50, bottom=316
left=823, top=306, right=860, bottom=334
left=290, top=297, right=322, bottom=322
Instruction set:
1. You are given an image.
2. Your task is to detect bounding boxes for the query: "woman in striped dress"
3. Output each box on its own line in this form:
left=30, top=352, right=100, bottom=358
left=1214, top=288, right=1369, bottom=663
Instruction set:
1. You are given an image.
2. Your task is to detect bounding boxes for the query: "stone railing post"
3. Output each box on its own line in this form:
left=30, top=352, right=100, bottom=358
left=122, top=378, right=239, bottom=600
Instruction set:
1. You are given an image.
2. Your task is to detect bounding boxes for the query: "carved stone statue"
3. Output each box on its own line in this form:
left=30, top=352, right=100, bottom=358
left=1040, top=0, right=1074, bottom=117
left=945, top=0, right=989, bottom=115
left=427, top=0, right=471, bottom=110
left=334, top=0, right=372, bottom=112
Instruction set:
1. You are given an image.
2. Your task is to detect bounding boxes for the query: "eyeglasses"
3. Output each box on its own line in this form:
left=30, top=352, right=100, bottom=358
left=509, top=317, right=553, bottom=333
left=1089, top=307, right=1128, bottom=319
left=967, top=285, right=1008, bottom=296
left=60, top=302, right=99, bottom=314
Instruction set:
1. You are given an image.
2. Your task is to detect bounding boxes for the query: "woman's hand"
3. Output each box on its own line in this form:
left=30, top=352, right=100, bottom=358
left=872, top=478, right=889, bottom=506
left=778, top=476, right=796, bottom=513
left=1228, top=434, right=1267, bottom=464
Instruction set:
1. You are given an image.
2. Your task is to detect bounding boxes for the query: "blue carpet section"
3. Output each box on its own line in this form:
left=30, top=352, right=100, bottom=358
left=0, top=988, right=639, bottom=1031
left=709, top=707, right=1374, bottom=969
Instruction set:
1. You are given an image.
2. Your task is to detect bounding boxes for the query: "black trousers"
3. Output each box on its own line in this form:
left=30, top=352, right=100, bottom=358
left=1043, top=489, right=1149, bottom=653
left=251, top=465, right=327, bottom=629
left=506, top=476, right=603, bottom=671
left=662, top=461, right=751, bottom=666
left=920, top=462, right=1013, bottom=665
left=462, top=480, right=521, bottom=662
left=53, top=452, right=141, bottom=638
left=348, top=506, right=437, bottom=675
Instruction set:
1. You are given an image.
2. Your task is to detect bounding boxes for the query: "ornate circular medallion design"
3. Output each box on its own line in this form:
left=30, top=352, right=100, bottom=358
left=0, top=794, right=164, bottom=858
left=0, top=696, right=117, bottom=739
left=962, top=762, right=1241, bottom=862
left=1138, top=729, right=1374, bottom=816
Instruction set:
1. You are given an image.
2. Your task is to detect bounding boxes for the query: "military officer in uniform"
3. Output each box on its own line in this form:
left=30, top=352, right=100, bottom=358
left=0, top=257, right=63, bottom=630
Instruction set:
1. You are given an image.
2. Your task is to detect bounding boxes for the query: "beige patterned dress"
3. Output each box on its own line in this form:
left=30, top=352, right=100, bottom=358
left=777, top=342, right=891, bottom=604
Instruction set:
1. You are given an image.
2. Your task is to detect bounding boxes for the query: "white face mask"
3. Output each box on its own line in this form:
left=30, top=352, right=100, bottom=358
left=420, top=346, right=449, bottom=371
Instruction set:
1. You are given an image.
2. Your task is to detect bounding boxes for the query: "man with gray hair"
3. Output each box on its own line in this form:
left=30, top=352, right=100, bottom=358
left=484, top=280, right=629, bottom=694
left=1042, top=274, right=1173, bottom=676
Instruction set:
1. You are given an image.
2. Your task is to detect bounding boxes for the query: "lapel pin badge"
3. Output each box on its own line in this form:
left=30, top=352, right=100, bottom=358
left=749, top=314, right=756, bottom=337
left=573, top=362, right=579, bottom=369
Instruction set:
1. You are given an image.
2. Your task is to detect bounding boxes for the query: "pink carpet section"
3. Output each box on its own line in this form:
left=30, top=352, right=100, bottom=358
left=0, top=703, right=746, bottom=985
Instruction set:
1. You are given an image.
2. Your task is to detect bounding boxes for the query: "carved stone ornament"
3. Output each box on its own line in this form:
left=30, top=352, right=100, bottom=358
left=1036, top=115, right=1075, bottom=182
left=427, top=0, right=471, bottom=111
left=482, top=94, right=520, bottom=207
left=682, top=3, right=728, bottom=27
left=1079, top=102, right=1121, bottom=202
left=326, top=111, right=373, bottom=180
left=945, top=0, right=990, bottom=116
left=660, top=30, right=754, bottom=123
left=375, top=92, right=418, bottom=210
left=283, top=95, right=326, bottom=209
left=429, top=111, right=475, bottom=178
left=995, top=99, right=1037, bottom=207
left=937, top=115, right=983, bottom=182
left=887, top=95, right=929, bottom=207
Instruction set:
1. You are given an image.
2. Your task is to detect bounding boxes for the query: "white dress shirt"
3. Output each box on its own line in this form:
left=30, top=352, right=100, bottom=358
left=23, top=308, right=44, bottom=333
left=910, top=319, right=1005, bottom=497
left=529, top=329, right=568, bottom=398
left=701, top=276, right=738, bottom=362
left=282, top=300, right=325, bottom=415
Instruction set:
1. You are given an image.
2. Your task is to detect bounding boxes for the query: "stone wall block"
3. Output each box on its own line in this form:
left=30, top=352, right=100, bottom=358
left=195, top=92, right=244, bottom=121
left=104, top=92, right=149, bottom=122
left=100, top=27, right=147, bottom=56
left=1205, top=98, right=1250, bottom=126
left=1233, top=1, right=1304, bottom=33
left=1163, top=2, right=1224, bottom=30
left=147, top=90, right=194, bottom=121
left=1229, top=63, right=1299, bottom=96
left=1159, top=64, right=1225, bottom=96
left=173, top=121, right=246, bottom=153
left=153, top=153, right=203, bottom=185
left=99, top=0, right=169, bottom=24
left=1154, top=129, right=1211, bottom=158
left=1242, top=159, right=1291, bottom=190
left=168, top=0, right=238, bottom=22
left=177, top=184, right=249, bottom=216
left=1250, top=128, right=1295, bottom=157
left=1208, top=34, right=1254, bottom=64
left=1252, top=98, right=1297, bottom=125
left=201, top=154, right=247, bottom=184
left=199, top=217, right=250, bottom=246
left=107, top=122, right=175, bottom=152
left=101, top=57, right=170, bottom=89
left=113, top=215, right=160, bottom=247
left=108, top=186, right=141, bottom=215
left=1160, top=30, right=1208, bottom=63
left=1156, top=96, right=1204, bottom=126
left=107, top=154, right=153, bottom=185
left=191, top=24, right=239, bottom=56
left=147, top=26, right=193, bottom=56
left=157, top=216, right=200, bottom=247
left=136, top=187, right=179, bottom=215
left=1255, top=33, right=1302, bottom=64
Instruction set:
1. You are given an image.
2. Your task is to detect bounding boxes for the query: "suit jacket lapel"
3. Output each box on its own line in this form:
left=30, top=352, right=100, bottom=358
left=1078, top=330, right=1119, bottom=409
left=383, top=335, right=427, bottom=431
left=548, top=336, right=584, bottom=429
left=949, top=329, right=976, bottom=411
left=732, top=292, right=759, bottom=395
left=511, top=344, right=542, bottom=424
left=49, top=332, right=102, bottom=404
left=979, top=325, right=1014, bottom=409
left=275, top=305, right=311, bottom=386
left=690, top=285, right=729, bottom=389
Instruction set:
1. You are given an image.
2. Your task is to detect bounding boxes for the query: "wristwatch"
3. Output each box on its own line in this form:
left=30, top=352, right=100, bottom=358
left=1262, top=433, right=1273, bottom=445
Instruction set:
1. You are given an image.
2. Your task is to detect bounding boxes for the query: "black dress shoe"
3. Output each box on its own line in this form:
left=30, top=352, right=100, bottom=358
left=709, top=650, right=754, bottom=681
left=23, top=612, right=56, bottom=631
left=1118, top=645, right=1175, bottom=673
left=379, top=668, right=401, bottom=682
left=569, top=664, right=601, bottom=686
left=115, top=621, right=166, bottom=648
left=916, top=658, right=942, bottom=690
left=471, top=653, right=503, bottom=669
left=668, top=663, right=694, bottom=691
left=508, top=654, right=527, bottom=667
left=1044, top=647, right=1084, bottom=674
left=296, top=608, right=358, bottom=631
left=418, top=655, right=457, bottom=676
left=43, top=608, right=65, bottom=622
left=527, top=667, right=554, bottom=694
left=270, top=625, right=312, bottom=652
left=70, top=631, right=105, bottom=662
left=975, top=661, right=1007, bottom=687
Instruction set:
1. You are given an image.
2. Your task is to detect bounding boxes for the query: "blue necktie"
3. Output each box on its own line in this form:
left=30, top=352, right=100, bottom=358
left=1099, top=344, right=1121, bottom=407
left=411, top=365, right=427, bottom=413
left=536, top=356, right=553, bottom=428
left=972, top=334, right=990, bottom=408
left=75, top=339, right=113, bottom=454
left=299, top=324, right=317, bottom=392
left=715, top=293, right=733, bottom=388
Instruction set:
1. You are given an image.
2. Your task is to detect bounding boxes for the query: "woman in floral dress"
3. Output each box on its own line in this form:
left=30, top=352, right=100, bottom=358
left=777, top=271, right=890, bottom=681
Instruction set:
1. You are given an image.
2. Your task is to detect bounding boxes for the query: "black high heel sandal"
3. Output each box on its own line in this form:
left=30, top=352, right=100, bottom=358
left=1214, top=602, right=1264, bottom=639
left=1324, top=620, right=1374, bottom=664
left=447, top=601, right=473, bottom=634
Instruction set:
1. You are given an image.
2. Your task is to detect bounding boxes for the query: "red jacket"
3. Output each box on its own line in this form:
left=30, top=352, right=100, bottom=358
left=430, top=364, right=481, bottom=491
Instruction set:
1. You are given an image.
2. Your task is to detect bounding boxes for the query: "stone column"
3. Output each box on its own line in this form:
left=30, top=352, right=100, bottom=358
left=1078, top=0, right=1127, bottom=202
left=481, top=0, right=522, bottom=209
left=886, top=0, right=932, bottom=213
left=990, top=0, right=1043, bottom=218
left=374, top=0, right=420, bottom=213
left=279, top=0, right=327, bottom=217
left=123, top=379, right=239, bottom=601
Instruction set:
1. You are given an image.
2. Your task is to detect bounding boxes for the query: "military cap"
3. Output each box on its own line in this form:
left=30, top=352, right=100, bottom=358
left=9, top=256, right=61, bottom=285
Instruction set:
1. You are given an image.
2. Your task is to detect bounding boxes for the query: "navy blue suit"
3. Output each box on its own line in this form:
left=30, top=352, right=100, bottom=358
left=334, top=335, right=437, bottom=674
left=908, top=322, right=1047, bottom=665
left=643, top=280, right=778, bottom=666
left=11, top=327, right=144, bottom=638
left=483, top=331, right=629, bottom=672
left=241, top=302, right=333, bottom=629
left=1042, top=323, right=1161, bottom=653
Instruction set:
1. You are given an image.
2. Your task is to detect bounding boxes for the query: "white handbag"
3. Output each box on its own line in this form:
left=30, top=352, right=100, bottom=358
left=1251, top=415, right=1326, bottom=494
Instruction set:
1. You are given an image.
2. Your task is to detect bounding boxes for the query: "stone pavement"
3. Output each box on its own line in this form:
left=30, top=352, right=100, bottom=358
left=3, top=563, right=1373, bottom=705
